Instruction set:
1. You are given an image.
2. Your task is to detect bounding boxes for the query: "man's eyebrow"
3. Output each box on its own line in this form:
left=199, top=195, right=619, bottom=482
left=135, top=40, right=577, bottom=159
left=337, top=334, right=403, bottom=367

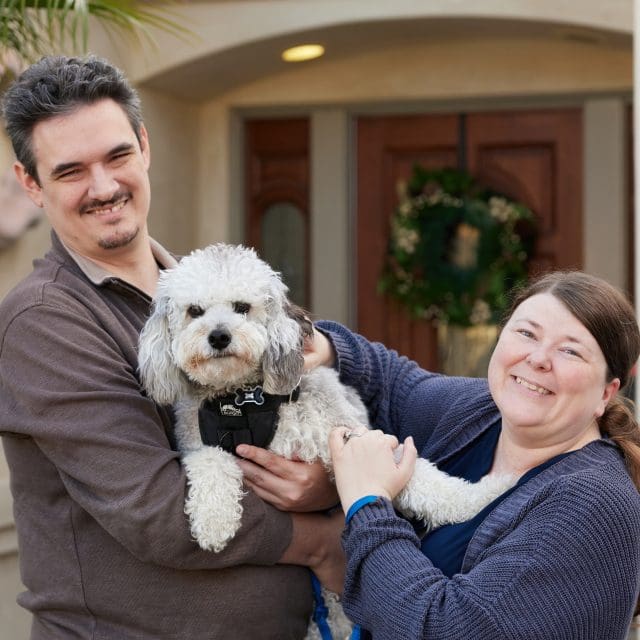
left=108, top=142, right=136, bottom=156
left=49, top=143, right=136, bottom=179
left=50, top=161, right=81, bottom=179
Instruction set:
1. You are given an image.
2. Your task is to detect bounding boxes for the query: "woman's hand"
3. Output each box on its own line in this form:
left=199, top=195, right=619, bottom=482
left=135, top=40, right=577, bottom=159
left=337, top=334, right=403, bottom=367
left=303, top=327, right=335, bottom=371
left=236, top=445, right=339, bottom=512
left=329, top=427, right=417, bottom=513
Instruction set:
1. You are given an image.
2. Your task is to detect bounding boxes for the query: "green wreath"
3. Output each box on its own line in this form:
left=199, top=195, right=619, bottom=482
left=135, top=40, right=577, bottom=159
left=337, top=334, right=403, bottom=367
left=379, top=166, right=536, bottom=327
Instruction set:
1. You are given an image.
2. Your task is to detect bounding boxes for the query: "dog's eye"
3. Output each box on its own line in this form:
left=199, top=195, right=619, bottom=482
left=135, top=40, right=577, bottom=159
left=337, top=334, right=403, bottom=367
left=186, top=305, right=205, bottom=318
left=233, top=302, right=251, bottom=315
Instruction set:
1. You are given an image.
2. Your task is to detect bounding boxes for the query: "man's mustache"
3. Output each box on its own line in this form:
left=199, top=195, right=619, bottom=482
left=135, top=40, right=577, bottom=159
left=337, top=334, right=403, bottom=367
left=80, top=192, right=131, bottom=215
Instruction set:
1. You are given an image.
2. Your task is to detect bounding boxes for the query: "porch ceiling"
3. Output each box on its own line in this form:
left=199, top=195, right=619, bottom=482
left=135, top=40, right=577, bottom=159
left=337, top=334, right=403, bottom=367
left=139, top=16, right=631, bottom=102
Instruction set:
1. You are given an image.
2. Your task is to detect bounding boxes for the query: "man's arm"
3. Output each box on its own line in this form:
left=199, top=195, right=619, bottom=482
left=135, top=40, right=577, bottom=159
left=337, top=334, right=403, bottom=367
left=278, top=510, right=346, bottom=595
left=0, top=298, right=294, bottom=570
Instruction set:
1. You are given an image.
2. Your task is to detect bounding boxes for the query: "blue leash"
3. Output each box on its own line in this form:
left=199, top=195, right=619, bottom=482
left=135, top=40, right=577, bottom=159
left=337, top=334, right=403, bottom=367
left=310, top=572, right=362, bottom=640
left=311, top=572, right=333, bottom=640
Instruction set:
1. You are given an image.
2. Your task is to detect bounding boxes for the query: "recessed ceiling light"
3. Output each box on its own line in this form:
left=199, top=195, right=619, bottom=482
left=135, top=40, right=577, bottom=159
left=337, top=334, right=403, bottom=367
left=281, top=44, right=325, bottom=62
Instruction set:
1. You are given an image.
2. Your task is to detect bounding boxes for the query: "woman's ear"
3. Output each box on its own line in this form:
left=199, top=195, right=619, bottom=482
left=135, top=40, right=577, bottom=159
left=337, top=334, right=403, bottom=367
left=596, top=377, right=621, bottom=418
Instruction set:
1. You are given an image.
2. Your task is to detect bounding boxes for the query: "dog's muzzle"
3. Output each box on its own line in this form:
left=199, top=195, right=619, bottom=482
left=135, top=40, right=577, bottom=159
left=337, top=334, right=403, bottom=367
left=198, top=385, right=300, bottom=454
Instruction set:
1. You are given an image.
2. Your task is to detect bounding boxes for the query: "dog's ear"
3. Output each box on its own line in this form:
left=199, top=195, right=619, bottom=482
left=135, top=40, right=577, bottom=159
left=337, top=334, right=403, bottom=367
left=285, top=302, right=314, bottom=341
left=262, top=301, right=310, bottom=395
left=138, top=295, right=186, bottom=405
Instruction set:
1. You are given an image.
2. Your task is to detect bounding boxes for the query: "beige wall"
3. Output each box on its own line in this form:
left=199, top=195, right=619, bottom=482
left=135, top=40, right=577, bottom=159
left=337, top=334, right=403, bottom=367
left=0, top=8, right=633, bottom=307
left=0, top=441, right=30, bottom=638
left=138, top=87, right=200, bottom=255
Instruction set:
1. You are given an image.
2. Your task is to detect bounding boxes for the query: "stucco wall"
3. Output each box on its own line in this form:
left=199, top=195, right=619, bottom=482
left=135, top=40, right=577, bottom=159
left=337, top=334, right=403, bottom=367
left=137, top=87, right=200, bottom=254
left=0, top=7, right=633, bottom=304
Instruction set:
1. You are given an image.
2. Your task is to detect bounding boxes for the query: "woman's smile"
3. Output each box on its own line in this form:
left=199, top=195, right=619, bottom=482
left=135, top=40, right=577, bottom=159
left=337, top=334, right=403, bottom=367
left=511, top=375, right=552, bottom=396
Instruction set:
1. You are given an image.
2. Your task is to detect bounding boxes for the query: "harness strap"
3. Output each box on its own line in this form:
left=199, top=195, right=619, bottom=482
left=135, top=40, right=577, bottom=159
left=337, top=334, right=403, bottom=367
left=198, top=385, right=300, bottom=454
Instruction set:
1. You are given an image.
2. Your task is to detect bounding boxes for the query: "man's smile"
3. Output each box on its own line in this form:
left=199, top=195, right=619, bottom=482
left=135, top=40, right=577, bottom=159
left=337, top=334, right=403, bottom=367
left=81, top=194, right=130, bottom=216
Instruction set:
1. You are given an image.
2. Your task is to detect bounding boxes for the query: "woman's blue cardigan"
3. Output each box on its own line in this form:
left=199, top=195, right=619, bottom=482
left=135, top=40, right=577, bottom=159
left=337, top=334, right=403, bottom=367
left=318, top=320, right=640, bottom=640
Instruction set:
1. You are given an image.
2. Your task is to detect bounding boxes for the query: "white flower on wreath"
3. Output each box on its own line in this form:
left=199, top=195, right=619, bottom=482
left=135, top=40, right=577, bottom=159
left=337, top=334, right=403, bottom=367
left=489, top=196, right=518, bottom=222
left=423, top=304, right=445, bottom=321
left=398, top=199, right=413, bottom=217
left=393, top=224, right=420, bottom=254
left=423, top=190, right=463, bottom=208
left=469, top=299, right=492, bottom=325
left=396, top=179, right=408, bottom=200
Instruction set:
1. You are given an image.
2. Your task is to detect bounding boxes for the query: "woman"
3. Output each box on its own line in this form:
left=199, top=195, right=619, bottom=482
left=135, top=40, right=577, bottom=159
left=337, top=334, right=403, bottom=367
left=314, top=271, right=640, bottom=639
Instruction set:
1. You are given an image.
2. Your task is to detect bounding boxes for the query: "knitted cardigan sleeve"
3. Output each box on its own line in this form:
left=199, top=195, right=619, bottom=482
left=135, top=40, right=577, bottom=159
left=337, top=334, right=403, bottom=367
left=341, top=471, right=640, bottom=639
left=316, top=320, right=492, bottom=450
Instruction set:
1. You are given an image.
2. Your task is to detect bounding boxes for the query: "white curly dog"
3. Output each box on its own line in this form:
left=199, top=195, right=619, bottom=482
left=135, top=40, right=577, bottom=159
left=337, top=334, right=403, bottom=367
left=138, top=243, right=514, bottom=640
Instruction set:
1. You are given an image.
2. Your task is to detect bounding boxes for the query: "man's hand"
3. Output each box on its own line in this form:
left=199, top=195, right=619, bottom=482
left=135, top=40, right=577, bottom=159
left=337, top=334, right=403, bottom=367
left=236, top=444, right=339, bottom=512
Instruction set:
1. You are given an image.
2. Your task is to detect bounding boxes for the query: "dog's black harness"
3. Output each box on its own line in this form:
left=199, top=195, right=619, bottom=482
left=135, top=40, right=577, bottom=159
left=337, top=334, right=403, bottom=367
left=198, top=385, right=300, bottom=454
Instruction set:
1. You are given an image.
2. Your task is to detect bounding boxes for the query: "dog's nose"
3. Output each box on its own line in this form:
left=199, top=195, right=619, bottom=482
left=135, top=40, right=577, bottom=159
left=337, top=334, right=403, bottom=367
left=208, top=329, right=232, bottom=350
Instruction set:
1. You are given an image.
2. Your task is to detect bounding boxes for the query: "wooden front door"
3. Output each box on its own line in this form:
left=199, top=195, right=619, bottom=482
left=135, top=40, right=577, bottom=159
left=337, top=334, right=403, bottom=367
left=356, top=109, right=583, bottom=369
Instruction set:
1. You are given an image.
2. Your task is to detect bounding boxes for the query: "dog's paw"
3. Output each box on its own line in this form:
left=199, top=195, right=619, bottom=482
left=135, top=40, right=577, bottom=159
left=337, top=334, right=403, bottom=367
left=182, top=447, right=245, bottom=552
left=474, top=472, right=517, bottom=503
left=394, top=459, right=516, bottom=531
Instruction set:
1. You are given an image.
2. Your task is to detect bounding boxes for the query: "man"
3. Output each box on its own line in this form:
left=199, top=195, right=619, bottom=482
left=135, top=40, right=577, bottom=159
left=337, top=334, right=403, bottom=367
left=0, top=55, right=342, bottom=639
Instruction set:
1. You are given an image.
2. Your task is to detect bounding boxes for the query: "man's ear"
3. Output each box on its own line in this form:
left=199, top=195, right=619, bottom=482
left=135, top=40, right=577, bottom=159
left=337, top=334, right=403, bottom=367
left=13, top=162, right=43, bottom=208
left=139, top=123, right=150, bottom=170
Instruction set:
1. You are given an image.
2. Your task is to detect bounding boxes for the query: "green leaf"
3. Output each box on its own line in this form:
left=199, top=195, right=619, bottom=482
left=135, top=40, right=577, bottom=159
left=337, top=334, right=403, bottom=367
left=0, top=0, right=191, bottom=63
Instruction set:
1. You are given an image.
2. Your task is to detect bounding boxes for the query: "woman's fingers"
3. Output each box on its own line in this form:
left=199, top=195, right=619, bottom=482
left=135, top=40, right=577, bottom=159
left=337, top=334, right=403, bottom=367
left=396, top=436, right=417, bottom=475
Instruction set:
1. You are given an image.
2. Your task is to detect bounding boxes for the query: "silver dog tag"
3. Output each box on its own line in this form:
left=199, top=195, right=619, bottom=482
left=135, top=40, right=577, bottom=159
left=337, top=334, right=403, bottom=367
left=234, top=386, right=265, bottom=406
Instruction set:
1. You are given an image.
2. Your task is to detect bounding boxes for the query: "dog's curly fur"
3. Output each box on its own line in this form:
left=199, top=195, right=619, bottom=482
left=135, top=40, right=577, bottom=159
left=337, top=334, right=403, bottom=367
left=138, top=243, right=514, bottom=640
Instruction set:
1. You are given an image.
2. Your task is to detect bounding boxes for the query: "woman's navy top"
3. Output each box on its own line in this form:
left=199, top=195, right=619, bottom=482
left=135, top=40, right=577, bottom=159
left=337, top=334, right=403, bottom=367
left=421, top=421, right=572, bottom=576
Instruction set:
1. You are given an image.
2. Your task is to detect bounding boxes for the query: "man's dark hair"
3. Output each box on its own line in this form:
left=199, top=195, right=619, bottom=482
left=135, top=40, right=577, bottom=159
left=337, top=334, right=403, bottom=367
left=2, top=55, right=143, bottom=183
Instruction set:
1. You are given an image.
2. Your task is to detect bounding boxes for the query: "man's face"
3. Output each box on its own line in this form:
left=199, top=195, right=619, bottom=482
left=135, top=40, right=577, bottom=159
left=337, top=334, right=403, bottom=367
left=15, top=98, right=151, bottom=260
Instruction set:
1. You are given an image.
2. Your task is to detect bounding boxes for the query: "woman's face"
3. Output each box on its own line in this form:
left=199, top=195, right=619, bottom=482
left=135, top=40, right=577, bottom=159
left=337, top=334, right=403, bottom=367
left=488, top=293, right=620, bottom=447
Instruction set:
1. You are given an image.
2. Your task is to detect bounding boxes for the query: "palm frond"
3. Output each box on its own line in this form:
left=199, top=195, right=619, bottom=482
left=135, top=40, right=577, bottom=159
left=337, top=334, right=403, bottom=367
left=0, top=0, right=191, bottom=64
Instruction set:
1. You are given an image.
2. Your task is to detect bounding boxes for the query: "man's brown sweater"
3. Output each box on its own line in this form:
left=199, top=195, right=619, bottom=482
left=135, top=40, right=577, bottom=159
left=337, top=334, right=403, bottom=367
left=0, top=232, right=312, bottom=639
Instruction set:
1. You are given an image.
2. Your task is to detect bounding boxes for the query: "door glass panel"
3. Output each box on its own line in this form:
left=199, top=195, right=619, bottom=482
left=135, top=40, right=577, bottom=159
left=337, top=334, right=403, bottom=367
left=261, top=202, right=307, bottom=307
